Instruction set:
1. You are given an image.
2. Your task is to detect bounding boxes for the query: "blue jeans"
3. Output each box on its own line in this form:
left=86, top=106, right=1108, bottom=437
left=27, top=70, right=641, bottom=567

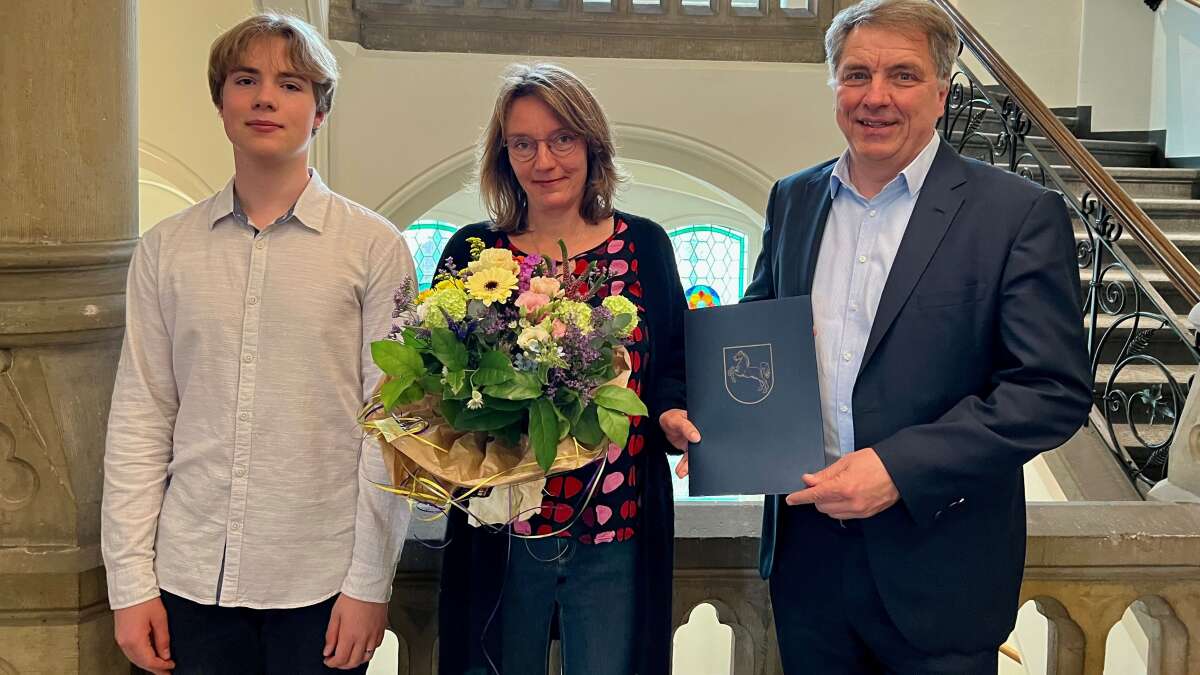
left=498, top=537, right=638, bottom=675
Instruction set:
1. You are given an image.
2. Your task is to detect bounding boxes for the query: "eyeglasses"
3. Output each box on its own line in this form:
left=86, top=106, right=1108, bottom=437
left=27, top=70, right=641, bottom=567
left=503, top=132, right=582, bottom=162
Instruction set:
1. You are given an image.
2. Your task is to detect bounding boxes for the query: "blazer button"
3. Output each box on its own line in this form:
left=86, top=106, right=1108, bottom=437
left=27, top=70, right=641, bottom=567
left=934, top=509, right=944, bottom=521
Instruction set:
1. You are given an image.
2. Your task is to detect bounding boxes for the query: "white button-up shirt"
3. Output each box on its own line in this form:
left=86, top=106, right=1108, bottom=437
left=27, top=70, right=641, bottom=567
left=812, top=132, right=941, bottom=465
left=102, top=171, right=415, bottom=610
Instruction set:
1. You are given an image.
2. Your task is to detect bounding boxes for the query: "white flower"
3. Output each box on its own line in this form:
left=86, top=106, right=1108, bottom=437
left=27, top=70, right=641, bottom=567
left=467, top=390, right=484, bottom=410
left=517, top=325, right=551, bottom=350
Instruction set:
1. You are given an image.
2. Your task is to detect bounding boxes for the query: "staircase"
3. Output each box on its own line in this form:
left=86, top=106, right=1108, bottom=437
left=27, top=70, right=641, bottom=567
left=951, top=101, right=1200, bottom=486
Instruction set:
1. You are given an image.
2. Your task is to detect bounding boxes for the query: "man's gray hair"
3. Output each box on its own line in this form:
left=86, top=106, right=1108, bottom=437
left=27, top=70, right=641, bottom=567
left=825, top=0, right=959, bottom=86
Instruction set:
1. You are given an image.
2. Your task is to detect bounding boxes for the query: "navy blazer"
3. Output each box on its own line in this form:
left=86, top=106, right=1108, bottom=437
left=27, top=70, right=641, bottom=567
left=747, top=140, right=1092, bottom=652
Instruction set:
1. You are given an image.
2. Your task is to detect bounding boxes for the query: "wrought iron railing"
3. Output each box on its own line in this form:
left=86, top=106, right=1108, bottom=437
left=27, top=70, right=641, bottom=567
left=931, top=0, right=1200, bottom=492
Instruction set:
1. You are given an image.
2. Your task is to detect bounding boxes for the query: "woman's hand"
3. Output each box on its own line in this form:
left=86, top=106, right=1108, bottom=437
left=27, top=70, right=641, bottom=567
left=659, top=409, right=701, bottom=477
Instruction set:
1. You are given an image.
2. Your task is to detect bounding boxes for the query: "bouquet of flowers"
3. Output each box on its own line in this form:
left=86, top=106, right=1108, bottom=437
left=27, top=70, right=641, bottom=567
left=361, top=237, right=645, bottom=525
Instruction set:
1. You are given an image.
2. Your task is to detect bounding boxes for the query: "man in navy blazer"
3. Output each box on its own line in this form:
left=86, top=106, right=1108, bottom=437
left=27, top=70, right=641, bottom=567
left=731, top=1, right=1092, bottom=672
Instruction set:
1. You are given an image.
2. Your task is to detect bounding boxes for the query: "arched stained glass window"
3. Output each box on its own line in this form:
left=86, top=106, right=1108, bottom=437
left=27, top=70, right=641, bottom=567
left=402, top=220, right=459, bottom=290
left=668, top=224, right=747, bottom=309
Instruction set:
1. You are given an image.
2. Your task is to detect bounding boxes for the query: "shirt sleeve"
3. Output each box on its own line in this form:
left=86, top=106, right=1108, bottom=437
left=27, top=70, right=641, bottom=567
left=341, top=226, right=417, bottom=602
left=101, top=233, right=177, bottom=609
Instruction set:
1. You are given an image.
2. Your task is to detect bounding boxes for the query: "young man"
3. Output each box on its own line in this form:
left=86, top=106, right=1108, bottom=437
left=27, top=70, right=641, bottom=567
left=102, top=14, right=414, bottom=674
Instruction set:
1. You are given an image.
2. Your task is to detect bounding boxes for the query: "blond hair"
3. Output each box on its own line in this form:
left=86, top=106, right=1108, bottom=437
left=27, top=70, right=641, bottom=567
left=208, top=13, right=339, bottom=117
left=477, top=64, right=625, bottom=233
left=825, top=0, right=959, bottom=85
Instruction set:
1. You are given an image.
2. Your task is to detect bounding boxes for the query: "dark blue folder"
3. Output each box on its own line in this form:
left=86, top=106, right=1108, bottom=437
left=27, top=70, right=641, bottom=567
left=684, top=295, right=826, bottom=497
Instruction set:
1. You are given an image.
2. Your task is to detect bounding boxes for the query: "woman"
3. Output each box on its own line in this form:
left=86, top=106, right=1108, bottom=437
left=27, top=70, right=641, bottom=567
left=435, top=63, right=700, bottom=675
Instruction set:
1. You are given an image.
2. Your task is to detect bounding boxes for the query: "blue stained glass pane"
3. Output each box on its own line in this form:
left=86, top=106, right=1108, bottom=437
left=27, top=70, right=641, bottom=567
left=402, top=220, right=459, bottom=290
left=668, top=225, right=747, bottom=310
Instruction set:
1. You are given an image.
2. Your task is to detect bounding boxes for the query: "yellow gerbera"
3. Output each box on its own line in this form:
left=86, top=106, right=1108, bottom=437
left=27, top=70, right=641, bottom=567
left=465, top=267, right=518, bottom=306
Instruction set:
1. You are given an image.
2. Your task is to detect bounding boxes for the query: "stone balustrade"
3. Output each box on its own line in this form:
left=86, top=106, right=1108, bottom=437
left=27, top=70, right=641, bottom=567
left=386, top=501, right=1200, bottom=675
left=329, top=0, right=860, bottom=61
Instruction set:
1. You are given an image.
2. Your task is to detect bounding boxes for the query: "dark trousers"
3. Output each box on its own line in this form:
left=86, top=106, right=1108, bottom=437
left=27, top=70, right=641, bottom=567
left=158, top=590, right=368, bottom=675
left=496, top=537, right=638, bottom=675
left=769, top=506, right=998, bottom=675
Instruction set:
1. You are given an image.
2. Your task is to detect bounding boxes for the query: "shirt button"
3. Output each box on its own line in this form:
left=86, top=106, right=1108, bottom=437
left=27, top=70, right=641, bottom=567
left=243, top=354, right=254, bottom=363
left=234, top=466, right=247, bottom=477
left=842, top=351, right=852, bottom=361
left=230, top=521, right=242, bottom=531
left=849, top=302, right=859, bottom=311
left=255, top=241, right=265, bottom=250
left=869, top=209, right=878, bottom=217
left=858, top=255, right=867, bottom=264
left=239, top=412, right=250, bottom=421
left=839, top=405, right=849, bottom=414
left=248, top=296, right=259, bottom=305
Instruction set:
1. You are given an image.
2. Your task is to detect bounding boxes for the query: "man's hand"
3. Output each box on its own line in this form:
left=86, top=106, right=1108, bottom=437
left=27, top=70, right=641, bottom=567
left=785, top=448, right=899, bottom=519
left=659, top=409, right=701, bottom=478
left=323, top=594, right=388, bottom=670
left=114, top=597, right=174, bottom=674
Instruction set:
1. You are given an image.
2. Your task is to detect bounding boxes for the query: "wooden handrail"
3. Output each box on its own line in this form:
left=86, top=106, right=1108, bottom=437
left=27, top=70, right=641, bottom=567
left=930, top=0, right=1200, bottom=307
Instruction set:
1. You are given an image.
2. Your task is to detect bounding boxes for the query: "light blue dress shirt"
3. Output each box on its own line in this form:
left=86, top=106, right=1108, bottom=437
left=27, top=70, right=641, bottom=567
left=811, top=132, right=942, bottom=464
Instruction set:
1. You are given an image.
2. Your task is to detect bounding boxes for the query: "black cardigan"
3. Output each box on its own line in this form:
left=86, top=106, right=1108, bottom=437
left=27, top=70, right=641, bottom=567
left=434, top=212, right=687, bottom=675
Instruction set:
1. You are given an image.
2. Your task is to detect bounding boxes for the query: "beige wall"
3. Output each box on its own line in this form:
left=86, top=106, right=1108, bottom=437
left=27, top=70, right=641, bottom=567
left=1157, top=0, right=1200, bottom=158
left=137, top=0, right=255, bottom=230
left=1078, top=0, right=1159, bottom=133
left=326, top=46, right=845, bottom=225
left=953, top=0, right=1084, bottom=108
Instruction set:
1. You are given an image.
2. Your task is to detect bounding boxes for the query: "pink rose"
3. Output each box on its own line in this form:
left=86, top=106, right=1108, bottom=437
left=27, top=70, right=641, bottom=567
left=551, top=319, right=568, bottom=338
left=529, top=276, right=561, bottom=297
left=515, top=292, right=550, bottom=314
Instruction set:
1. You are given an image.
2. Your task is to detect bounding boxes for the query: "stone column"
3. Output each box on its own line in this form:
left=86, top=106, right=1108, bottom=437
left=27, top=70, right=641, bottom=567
left=0, top=2, right=137, bottom=673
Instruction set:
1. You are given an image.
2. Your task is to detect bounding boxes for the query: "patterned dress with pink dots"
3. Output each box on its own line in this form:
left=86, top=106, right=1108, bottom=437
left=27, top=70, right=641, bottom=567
left=497, top=217, right=649, bottom=545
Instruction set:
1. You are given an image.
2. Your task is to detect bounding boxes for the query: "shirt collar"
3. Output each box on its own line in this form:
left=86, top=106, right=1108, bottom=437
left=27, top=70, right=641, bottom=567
left=207, top=169, right=329, bottom=233
left=829, top=131, right=942, bottom=201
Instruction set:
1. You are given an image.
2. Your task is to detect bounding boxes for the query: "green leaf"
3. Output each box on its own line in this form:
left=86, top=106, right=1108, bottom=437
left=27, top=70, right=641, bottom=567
left=473, top=350, right=515, bottom=386
left=598, top=406, right=631, bottom=449
left=529, top=398, right=560, bottom=473
left=371, top=340, right=424, bottom=379
left=552, top=405, right=571, bottom=440
left=395, top=382, right=425, bottom=407
left=612, top=313, right=632, bottom=331
left=484, top=371, right=542, bottom=400
left=494, top=423, right=522, bottom=447
left=571, top=404, right=605, bottom=446
left=400, top=327, right=429, bottom=350
left=453, top=407, right=524, bottom=432
left=482, top=395, right=529, bottom=411
left=445, top=369, right=467, bottom=395
left=560, top=395, right=585, bottom=426
left=429, top=327, right=468, bottom=371
left=419, top=374, right=444, bottom=394
left=592, top=385, right=648, bottom=417
left=440, top=398, right=463, bottom=426
left=380, top=377, right=412, bottom=411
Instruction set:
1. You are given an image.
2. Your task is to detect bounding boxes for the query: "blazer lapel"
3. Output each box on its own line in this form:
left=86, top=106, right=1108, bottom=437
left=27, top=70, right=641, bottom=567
left=859, top=142, right=968, bottom=370
left=789, top=166, right=836, bottom=296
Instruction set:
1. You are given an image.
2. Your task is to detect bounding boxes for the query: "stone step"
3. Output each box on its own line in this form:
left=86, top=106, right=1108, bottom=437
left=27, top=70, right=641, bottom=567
left=1086, top=312, right=1197, bottom=366
left=1093, top=362, right=1194, bottom=392
left=1082, top=231, right=1200, bottom=271
left=957, top=135, right=1159, bottom=168
left=1079, top=266, right=1196, bottom=315
left=967, top=112, right=1080, bottom=136
left=1071, top=198, right=1200, bottom=236
left=1038, top=165, right=1200, bottom=200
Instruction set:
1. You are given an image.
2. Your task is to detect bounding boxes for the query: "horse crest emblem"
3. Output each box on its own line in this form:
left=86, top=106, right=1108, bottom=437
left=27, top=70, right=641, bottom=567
left=723, top=344, right=774, bottom=405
